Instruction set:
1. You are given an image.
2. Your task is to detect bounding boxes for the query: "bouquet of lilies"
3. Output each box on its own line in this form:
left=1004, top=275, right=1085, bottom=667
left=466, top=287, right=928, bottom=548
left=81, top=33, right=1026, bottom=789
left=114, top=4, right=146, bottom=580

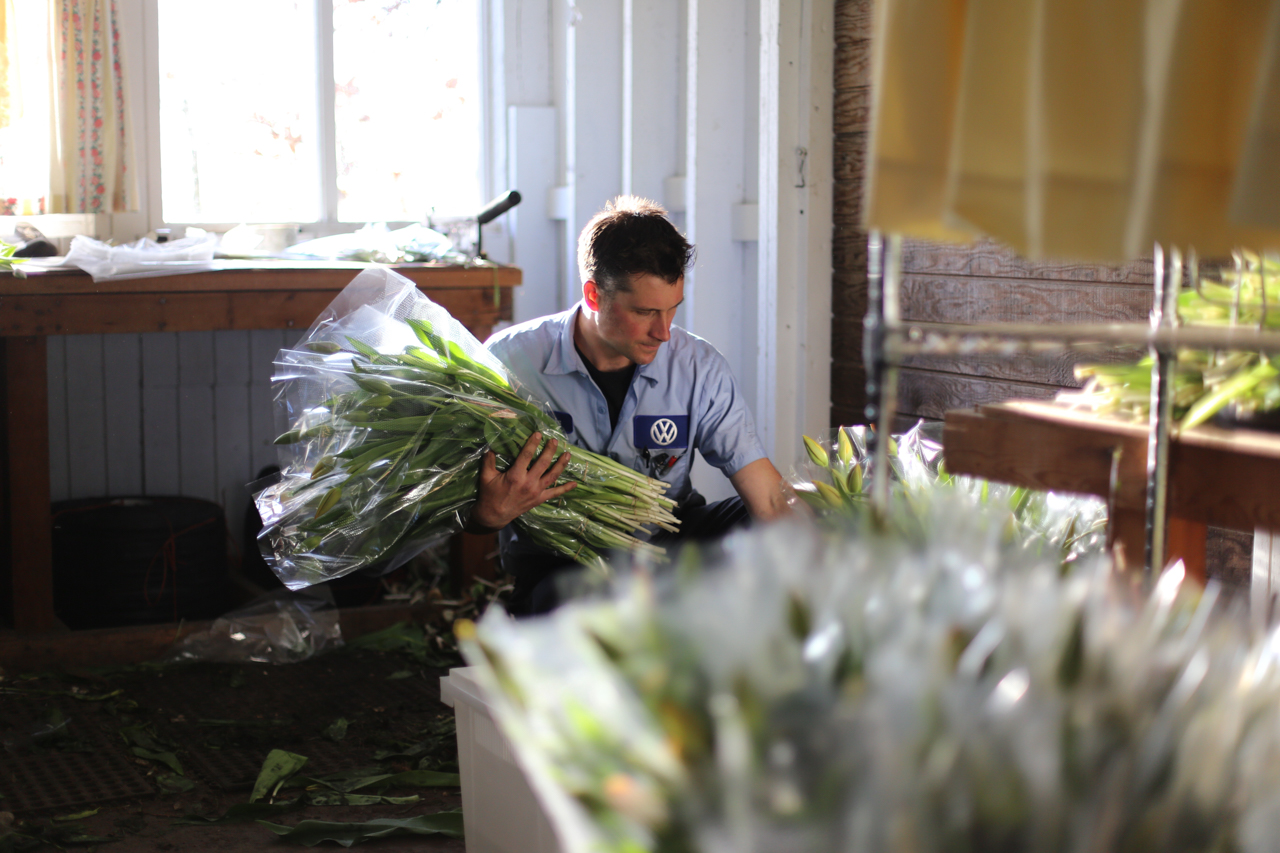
left=789, top=421, right=1108, bottom=568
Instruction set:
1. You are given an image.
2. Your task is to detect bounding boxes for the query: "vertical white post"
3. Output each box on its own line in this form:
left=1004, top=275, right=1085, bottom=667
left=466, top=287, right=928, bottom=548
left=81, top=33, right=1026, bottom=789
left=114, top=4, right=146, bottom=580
left=757, top=0, right=833, bottom=468
left=622, top=0, right=636, bottom=196
left=622, top=0, right=683, bottom=202
left=141, top=0, right=164, bottom=232
left=497, top=0, right=558, bottom=319
left=508, top=106, right=561, bottom=324
left=685, top=0, right=754, bottom=500
left=684, top=0, right=748, bottom=363
left=316, top=0, right=338, bottom=226
left=564, top=0, right=624, bottom=306
left=482, top=0, right=508, bottom=237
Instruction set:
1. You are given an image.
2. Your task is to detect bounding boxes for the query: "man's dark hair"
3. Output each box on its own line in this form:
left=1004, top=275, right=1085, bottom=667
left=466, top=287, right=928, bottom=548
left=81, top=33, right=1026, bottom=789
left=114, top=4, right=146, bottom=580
left=577, top=196, right=695, bottom=297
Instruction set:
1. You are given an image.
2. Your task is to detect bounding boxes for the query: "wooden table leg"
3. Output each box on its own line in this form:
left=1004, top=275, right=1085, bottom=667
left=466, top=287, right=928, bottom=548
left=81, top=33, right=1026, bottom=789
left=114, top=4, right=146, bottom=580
left=1109, top=507, right=1206, bottom=584
left=3, top=336, right=57, bottom=632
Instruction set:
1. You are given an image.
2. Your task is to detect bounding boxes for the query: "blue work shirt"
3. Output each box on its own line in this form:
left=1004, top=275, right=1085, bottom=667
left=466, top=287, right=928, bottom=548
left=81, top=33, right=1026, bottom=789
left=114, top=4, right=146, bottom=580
left=485, top=302, right=766, bottom=506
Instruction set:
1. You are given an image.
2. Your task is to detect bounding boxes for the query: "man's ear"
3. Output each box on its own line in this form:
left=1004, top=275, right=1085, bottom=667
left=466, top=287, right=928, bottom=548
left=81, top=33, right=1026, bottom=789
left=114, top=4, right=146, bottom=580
left=583, top=279, right=600, bottom=311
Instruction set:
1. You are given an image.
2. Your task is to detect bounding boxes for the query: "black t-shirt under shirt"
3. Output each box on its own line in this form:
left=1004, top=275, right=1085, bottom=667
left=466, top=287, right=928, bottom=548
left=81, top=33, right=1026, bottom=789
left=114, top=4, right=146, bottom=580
left=575, top=343, right=636, bottom=431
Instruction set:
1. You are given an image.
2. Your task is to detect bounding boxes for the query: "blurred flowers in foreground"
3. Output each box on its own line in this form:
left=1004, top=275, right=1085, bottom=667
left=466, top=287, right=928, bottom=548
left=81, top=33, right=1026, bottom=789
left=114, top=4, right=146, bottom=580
left=460, top=465, right=1280, bottom=853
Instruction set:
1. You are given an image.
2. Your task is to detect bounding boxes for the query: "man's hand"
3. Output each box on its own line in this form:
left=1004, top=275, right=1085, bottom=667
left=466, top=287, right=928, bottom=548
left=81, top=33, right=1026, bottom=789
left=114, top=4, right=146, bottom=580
left=467, top=432, right=578, bottom=532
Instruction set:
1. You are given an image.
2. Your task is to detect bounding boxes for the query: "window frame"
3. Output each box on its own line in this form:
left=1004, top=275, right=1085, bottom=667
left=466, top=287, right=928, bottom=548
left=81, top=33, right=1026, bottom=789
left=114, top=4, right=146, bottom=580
left=139, top=0, right=491, bottom=240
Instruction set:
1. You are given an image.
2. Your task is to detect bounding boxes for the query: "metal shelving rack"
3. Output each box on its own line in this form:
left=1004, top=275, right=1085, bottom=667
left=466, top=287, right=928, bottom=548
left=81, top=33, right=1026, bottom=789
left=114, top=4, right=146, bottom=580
left=862, top=232, right=1280, bottom=579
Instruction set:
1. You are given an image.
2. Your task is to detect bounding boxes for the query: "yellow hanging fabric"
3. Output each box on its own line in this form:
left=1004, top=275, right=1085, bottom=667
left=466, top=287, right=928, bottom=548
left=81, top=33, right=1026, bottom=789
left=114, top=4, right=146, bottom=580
left=863, top=0, right=974, bottom=244
left=49, top=0, right=137, bottom=213
left=945, top=0, right=1035, bottom=253
left=867, top=0, right=1280, bottom=257
left=1229, top=0, right=1280, bottom=230
left=1125, top=0, right=1276, bottom=256
left=1031, top=0, right=1146, bottom=261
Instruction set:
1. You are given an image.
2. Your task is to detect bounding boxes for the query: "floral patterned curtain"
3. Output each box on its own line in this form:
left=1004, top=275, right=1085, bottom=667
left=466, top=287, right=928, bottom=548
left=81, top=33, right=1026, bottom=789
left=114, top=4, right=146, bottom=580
left=49, top=0, right=137, bottom=214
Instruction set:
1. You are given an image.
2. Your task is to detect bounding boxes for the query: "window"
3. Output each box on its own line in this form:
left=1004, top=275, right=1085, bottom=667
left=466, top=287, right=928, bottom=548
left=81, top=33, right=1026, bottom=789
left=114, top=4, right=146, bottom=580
left=0, top=2, right=52, bottom=216
left=154, top=0, right=484, bottom=228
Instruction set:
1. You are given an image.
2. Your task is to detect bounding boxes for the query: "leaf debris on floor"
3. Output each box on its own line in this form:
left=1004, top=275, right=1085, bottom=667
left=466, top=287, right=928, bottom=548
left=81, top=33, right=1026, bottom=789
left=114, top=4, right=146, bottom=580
left=0, top=607, right=496, bottom=852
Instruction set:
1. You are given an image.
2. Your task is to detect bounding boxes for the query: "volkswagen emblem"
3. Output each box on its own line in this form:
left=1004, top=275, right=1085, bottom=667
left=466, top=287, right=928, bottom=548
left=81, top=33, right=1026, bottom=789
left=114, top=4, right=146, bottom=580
left=650, top=418, right=679, bottom=446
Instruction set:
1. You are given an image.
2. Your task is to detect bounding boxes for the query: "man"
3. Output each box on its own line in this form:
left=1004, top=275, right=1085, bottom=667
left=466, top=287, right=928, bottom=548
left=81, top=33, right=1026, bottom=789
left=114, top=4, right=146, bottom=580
left=468, top=196, right=788, bottom=614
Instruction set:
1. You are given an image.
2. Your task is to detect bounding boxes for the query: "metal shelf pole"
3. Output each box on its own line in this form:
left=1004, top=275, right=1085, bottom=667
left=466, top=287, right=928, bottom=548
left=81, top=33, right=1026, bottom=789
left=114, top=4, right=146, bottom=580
left=864, top=232, right=902, bottom=513
left=1145, top=245, right=1180, bottom=577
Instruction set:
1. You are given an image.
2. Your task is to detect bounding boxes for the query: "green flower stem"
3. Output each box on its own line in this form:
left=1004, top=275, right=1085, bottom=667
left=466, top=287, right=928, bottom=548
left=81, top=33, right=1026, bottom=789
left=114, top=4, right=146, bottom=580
left=1181, top=359, right=1279, bottom=429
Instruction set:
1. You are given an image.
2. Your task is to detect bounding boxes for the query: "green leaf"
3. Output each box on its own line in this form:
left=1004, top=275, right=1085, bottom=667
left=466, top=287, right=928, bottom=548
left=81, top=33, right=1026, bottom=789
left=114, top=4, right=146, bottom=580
left=307, top=792, right=420, bottom=807
left=344, top=621, right=424, bottom=652
left=130, top=747, right=184, bottom=775
left=323, top=718, right=349, bottom=742
left=68, top=688, right=124, bottom=702
left=387, top=670, right=413, bottom=680
left=53, top=809, right=98, bottom=822
left=1181, top=359, right=1280, bottom=429
left=251, top=750, right=310, bottom=804
left=371, top=722, right=455, bottom=762
left=174, top=799, right=307, bottom=826
left=304, top=768, right=460, bottom=793
left=0, top=833, right=42, bottom=853
left=156, top=773, right=195, bottom=793
left=369, top=770, right=461, bottom=789
left=345, top=337, right=385, bottom=362
left=375, top=795, right=421, bottom=806
left=257, top=811, right=464, bottom=847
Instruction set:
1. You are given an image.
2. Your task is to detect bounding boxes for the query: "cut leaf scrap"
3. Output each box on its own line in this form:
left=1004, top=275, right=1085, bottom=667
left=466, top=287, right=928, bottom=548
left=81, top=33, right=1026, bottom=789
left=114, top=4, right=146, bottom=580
left=302, top=768, right=460, bottom=794
left=322, top=718, right=349, bottom=742
left=174, top=799, right=307, bottom=826
left=119, top=725, right=184, bottom=775
left=257, top=811, right=463, bottom=847
left=251, top=750, right=310, bottom=804
left=156, top=773, right=195, bottom=793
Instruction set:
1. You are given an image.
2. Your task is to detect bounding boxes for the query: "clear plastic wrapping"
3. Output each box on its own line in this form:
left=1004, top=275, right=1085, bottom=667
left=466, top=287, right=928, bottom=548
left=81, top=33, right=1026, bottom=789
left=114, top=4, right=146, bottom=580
left=163, top=586, right=342, bottom=665
left=63, top=230, right=218, bottom=281
left=253, top=267, right=679, bottom=590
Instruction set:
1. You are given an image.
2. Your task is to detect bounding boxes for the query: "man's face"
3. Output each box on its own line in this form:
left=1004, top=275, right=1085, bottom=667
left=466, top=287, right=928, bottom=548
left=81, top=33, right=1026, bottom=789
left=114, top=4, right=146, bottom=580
left=589, top=273, right=684, bottom=366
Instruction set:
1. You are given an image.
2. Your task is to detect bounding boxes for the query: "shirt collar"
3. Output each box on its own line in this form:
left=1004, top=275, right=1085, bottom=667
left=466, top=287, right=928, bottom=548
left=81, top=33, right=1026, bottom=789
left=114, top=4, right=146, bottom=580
left=545, top=301, right=664, bottom=385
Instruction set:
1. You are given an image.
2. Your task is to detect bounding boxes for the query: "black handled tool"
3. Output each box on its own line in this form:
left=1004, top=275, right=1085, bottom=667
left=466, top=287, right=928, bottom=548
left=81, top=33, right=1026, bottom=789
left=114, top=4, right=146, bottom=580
left=475, top=190, right=522, bottom=259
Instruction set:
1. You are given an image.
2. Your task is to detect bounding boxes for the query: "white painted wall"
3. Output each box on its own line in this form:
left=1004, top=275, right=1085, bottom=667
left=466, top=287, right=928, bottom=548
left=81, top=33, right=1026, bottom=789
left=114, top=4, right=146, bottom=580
left=50, top=0, right=835, bottom=541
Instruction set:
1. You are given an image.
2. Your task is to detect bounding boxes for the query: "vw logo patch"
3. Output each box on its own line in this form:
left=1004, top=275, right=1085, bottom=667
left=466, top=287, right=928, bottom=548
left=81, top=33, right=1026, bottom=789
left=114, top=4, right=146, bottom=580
left=633, top=415, right=689, bottom=449
left=650, top=418, right=679, bottom=446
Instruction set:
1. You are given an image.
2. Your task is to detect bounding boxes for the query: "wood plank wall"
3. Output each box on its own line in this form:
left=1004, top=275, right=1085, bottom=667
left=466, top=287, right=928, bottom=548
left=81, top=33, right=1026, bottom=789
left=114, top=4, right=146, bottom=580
left=47, top=330, right=289, bottom=561
left=830, top=0, right=1251, bottom=585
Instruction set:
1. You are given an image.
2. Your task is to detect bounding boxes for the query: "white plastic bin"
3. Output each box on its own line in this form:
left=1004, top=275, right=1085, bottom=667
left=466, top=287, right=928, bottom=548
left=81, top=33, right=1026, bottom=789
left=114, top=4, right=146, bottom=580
left=441, top=667, right=563, bottom=853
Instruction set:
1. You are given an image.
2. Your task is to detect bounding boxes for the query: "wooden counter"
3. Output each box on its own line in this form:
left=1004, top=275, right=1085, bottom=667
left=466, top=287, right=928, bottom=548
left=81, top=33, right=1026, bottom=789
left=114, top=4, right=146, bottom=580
left=0, top=261, right=518, bottom=638
left=943, top=400, right=1280, bottom=579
